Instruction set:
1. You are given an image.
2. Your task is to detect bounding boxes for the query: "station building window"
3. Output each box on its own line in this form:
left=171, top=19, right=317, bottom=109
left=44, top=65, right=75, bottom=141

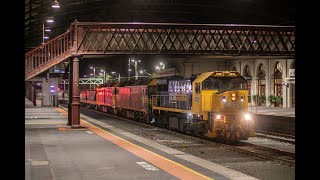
left=257, top=63, right=266, bottom=96
left=273, top=62, right=283, bottom=96
left=243, top=65, right=252, bottom=102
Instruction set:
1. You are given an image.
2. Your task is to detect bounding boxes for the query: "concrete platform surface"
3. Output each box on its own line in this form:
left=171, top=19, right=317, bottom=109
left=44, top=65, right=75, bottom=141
left=25, top=98, right=258, bottom=180
left=248, top=106, right=295, bottom=117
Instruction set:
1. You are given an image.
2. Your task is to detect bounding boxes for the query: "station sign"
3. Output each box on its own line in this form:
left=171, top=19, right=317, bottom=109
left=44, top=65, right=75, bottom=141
left=286, top=78, right=295, bottom=84
left=53, top=69, right=65, bottom=74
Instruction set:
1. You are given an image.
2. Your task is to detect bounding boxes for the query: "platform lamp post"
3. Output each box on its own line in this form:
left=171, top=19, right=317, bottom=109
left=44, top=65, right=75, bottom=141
left=128, top=58, right=131, bottom=80
left=42, top=17, right=54, bottom=44
left=89, top=73, right=93, bottom=89
left=111, top=71, right=116, bottom=80
left=100, top=69, right=106, bottom=83
left=90, top=66, right=97, bottom=77
left=42, top=22, right=51, bottom=44
left=90, top=66, right=98, bottom=88
left=130, top=59, right=141, bottom=80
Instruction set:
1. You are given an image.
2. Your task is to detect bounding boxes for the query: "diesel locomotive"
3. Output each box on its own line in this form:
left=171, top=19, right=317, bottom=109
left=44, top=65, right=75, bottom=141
left=58, top=71, right=254, bottom=142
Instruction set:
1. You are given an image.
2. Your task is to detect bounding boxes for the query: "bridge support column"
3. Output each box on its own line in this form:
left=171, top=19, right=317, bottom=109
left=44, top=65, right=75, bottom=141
left=68, top=58, right=73, bottom=126
left=71, top=57, right=81, bottom=128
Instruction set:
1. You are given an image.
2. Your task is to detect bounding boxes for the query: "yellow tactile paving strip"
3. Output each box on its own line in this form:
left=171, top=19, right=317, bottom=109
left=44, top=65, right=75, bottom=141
left=55, top=107, right=213, bottom=180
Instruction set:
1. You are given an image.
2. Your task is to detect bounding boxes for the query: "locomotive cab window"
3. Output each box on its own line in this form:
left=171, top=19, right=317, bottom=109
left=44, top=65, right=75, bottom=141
left=202, top=76, right=248, bottom=91
left=195, top=83, right=200, bottom=94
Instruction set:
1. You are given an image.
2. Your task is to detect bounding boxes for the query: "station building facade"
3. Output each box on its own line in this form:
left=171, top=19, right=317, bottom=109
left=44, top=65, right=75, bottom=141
left=173, top=58, right=295, bottom=108
left=229, top=59, right=295, bottom=108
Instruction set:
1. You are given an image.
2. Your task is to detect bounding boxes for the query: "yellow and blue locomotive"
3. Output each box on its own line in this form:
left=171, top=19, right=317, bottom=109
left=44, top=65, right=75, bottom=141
left=151, top=71, right=254, bottom=141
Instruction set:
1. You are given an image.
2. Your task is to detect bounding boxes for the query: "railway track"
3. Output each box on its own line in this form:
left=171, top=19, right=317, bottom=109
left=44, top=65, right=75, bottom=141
left=60, top=105, right=295, bottom=166
left=255, top=130, right=295, bottom=144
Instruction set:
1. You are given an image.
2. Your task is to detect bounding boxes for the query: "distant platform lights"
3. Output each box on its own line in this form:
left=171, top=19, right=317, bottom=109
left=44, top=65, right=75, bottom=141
left=42, top=22, right=51, bottom=44
left=42, top=19, right=53, bottom=44
left=40, top=1, right=60, bottom=45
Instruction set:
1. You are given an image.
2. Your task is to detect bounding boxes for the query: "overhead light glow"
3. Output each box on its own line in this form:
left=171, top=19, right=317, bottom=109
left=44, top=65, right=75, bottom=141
left=52, top=1, right=60, bottom=8
left=44, top=27, right=51, bottom=32
left=46, top=17, right=54, bottom=23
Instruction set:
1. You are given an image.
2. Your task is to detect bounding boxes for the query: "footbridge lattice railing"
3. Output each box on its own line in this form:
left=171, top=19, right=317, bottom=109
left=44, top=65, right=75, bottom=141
left=25, top=22, right=295, bottom=80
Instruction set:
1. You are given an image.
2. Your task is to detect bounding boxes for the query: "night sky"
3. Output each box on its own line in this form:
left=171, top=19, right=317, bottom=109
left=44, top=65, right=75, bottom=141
left=79, top=55, right=177, bottom=78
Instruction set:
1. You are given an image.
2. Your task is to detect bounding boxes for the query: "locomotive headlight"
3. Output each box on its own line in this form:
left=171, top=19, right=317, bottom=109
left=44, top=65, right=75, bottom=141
left=232, top=97, right=236, bottom=101
left=216, top=115, right=221, bottom=120
left=244, top=113, right=251, bottom=121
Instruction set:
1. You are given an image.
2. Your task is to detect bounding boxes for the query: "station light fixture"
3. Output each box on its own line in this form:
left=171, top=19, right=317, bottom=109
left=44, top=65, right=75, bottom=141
left=50, top=85, right=55, bottom=93
left=43, top=35, right=49, bottom=39
left=52, top=0, right=60, bottom=8
left=44, top=26, right=51, bottom=32
left=155, top=62, right=165, bottom=71
left=47, top=17, right=54, bottom=23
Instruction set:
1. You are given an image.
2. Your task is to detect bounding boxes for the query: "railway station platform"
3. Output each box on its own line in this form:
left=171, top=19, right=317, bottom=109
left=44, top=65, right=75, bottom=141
left=25, top=98, right=258, bottom=180
left=248, top=106, right=295, bottom=136
left=248, top=106, right=295, bottom=117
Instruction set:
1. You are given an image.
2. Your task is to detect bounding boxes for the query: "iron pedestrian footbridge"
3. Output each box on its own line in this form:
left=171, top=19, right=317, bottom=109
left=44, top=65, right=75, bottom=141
left=25, top=22, right=295, bottom=127
left=25, top=22, right=295, bottom=81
